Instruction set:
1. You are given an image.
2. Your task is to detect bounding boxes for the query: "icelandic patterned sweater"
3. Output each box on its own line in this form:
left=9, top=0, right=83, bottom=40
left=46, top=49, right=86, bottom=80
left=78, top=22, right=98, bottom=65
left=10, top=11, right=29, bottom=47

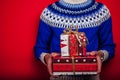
left=34, top=0, right=115, bottom=64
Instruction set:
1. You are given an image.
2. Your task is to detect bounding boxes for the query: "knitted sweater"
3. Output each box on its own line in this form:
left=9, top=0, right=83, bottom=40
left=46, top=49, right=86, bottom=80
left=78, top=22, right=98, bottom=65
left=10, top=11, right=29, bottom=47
left=34, top=0, right=115, bottom=64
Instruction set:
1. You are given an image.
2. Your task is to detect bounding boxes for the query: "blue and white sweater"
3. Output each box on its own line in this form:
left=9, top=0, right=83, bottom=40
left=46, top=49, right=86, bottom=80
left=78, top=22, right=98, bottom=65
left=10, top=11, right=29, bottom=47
left=34, top=0, right=115, bottom=64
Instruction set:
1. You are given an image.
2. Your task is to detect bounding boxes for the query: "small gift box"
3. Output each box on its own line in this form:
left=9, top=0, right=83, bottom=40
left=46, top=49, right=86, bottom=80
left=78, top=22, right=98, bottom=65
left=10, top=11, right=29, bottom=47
left=60, top=34, right=70, bottom=56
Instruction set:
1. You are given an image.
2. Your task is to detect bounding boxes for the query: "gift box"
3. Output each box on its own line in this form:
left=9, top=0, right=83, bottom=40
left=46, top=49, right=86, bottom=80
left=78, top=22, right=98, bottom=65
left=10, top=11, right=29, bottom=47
left=60, top=34, right=70, bottom=56
left=52, top=56, right=98, bottom=75
left=69, top=34, right=78, bottom=56
left=77, top=32, right=88, bottom=57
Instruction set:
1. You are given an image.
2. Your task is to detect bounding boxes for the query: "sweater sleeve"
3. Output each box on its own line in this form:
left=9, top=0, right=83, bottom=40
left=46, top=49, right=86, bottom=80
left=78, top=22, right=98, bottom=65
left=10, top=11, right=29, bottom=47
left=34, top=14, right=52, bottom=64
left=98, top=16, right=116, bottom=61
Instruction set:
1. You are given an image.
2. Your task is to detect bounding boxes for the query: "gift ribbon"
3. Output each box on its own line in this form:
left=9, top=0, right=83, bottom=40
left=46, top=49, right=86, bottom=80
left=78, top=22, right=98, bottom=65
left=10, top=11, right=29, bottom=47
left=72, top=56, right=75, bottom=75
left=63, top=28, right=78, bottom=34
left=63, top=28, right=87, bottom=46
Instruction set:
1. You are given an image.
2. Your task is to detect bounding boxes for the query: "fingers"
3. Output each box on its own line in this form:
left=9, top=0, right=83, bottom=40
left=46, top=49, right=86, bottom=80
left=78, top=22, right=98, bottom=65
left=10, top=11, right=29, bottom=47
left=47, top=56, right=53, bottom=76
left=96, top=55, right=102, bottom=73
left=45, top=54, right=53, bottom=75
left=51, top=52, right=60, bottom=57
left=89, top=51, right=102, bottom=73
left=45, top=52, right=60, bottom=76
left=89, top=51, right=97, bottom=56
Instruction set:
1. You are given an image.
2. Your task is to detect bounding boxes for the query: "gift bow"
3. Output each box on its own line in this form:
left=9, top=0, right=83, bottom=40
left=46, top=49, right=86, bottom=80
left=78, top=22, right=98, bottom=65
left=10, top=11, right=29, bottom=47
left=63, top=28, right=89, bottom=47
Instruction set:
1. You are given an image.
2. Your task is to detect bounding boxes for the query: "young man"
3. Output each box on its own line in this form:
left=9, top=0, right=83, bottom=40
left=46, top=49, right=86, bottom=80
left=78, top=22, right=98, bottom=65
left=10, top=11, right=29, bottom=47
left=34, top=0, right=115, bottom=80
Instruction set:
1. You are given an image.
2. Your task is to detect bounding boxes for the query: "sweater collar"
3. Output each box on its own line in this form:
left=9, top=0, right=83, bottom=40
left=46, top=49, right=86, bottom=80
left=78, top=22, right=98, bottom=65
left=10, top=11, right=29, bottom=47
left=58, top=0, right=95, bottom=9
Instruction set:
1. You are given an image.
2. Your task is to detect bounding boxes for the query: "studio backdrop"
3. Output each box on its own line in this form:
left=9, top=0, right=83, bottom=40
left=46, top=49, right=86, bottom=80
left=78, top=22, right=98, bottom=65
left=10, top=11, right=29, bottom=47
left=0, top=0, right=120, bottom=80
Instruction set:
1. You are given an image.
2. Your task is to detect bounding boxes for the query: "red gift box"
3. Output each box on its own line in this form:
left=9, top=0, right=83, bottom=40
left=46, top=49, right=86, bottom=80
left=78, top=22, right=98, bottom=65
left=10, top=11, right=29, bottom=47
left=52, top=56, right=97, bottom=75
left=69, top=34, right=78, bottom=56
left=77, top=32, right=88, bottom=57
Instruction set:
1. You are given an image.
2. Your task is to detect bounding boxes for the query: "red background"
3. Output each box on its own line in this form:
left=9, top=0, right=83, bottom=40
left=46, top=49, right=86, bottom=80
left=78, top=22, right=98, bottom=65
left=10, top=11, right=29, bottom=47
left=0, top=0, right=120, bottom=80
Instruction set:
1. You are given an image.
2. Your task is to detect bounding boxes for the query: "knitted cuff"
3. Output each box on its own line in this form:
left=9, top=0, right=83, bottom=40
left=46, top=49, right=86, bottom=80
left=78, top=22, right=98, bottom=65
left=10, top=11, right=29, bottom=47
left=99, top=50, right=109, bottom=62
left=40, top=52, right=48, bottom=65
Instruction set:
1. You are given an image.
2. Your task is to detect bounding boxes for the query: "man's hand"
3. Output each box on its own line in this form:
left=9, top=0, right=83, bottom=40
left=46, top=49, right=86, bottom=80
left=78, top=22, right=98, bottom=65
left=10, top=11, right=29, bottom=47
left=89, top=51, right=103, bottom=73
left=44, top=52, right=60, bottom=75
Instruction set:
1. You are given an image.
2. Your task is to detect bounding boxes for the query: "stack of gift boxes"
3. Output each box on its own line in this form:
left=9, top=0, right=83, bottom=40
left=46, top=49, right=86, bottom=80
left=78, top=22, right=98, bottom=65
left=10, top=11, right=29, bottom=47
left=52, top=28, right=98, bottom=75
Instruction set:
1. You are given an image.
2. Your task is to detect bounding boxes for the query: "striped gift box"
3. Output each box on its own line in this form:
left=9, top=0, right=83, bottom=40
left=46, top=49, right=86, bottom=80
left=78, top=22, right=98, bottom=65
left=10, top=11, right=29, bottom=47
left=52, top=56, right=98, bottom=75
